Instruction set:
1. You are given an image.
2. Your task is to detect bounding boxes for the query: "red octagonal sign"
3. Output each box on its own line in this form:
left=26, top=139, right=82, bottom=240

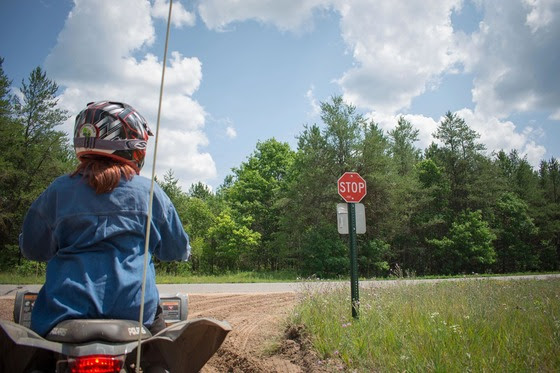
left=338, top=172, right=367, bottom=203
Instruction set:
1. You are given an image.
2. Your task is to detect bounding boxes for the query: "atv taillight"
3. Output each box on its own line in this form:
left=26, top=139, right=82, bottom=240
left=68, top=354, right=125, bottom=373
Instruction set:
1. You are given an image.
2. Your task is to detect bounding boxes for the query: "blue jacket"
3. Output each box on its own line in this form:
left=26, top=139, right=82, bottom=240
left=19, top=174, right=190, bottom=336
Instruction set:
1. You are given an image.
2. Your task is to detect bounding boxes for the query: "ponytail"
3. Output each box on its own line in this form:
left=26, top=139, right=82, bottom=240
left=72, top=157, right=136, bottom=194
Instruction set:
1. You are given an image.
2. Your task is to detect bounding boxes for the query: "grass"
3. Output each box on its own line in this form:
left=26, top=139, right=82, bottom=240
left=0, top=272, right=45, bottom=284
left=155, top=270, right=298, bottom=284
left=0, top=270, right=299, bottom=285
left=290, top=278, right=560, bottom=372
left=2, top=269, right=558, bottom=285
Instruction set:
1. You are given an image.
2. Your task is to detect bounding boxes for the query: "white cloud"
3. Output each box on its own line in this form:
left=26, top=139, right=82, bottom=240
left=369, top=107, right=546, bottom=167
left=226, top=126, right=237, bottom=139
left=355, top=0, right=556, bottom=164
left=151, top=0, right=196, bottom=28
left=194, top=0, right=553, bottom=163
left=197, top=0, right=331, bottom=32
left=194, top=0, right=558, bottom=120
left=455, top=108, right=546, bottom=166
left=147, top=128, right=217, bottom=189
left=524, top=0, right=556, bottom=32
left=337, top=0, right=462, bottom=114
left=461, top=0, right=560, bottom=118
left=306, top=85, right=321, bottom=117
left=46, top=0, right=556, bottom=185
left=46, top=0, right=154, bottom=83
left=198, top=0, right=463, bottom=115
left=367, top=111, right=439, bottom=151
left=45, top=0, right=215, bottom=187
left=521, top=141, right=547, bottom=166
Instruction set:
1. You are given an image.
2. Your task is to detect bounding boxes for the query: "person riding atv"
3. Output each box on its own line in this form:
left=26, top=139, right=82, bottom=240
left=19, top=101, right=191, bottom=337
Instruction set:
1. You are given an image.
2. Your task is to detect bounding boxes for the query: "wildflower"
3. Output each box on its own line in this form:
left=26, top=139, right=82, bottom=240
left=333, top=350, right=339, bottom=356
left=342, top=322, right=352, bottom=328
left=430, top=312, right=440, bottom=319
left=450, top=324, right=462, bottom=334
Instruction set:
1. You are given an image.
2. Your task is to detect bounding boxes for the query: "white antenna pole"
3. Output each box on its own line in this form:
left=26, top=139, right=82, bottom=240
left=135, top=0, right=173, bottom=371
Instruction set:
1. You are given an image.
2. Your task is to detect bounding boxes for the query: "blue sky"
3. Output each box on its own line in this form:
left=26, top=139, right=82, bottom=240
left=1, top=0, right=559, bottom=190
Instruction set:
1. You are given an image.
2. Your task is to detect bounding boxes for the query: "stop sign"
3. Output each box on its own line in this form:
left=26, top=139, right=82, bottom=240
left=338, top=172, right=367, bottom=202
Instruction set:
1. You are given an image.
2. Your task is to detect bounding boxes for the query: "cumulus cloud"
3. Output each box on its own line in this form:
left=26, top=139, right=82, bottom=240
left=195, top=0, right=555, bottom=163
left=197, top=0, right=463, bottom=115
left=45, top=0, right=154, bottom=84
left=336, top=0, right=462, bottom=114
left=448, top=0, right=559, bottom=164
left=46, top=0, right=556, bottom=187
left=462, top=0, right=560, bottom=118
left=455, top=108, right=546, bottom=165
left=197, top=0, right=331, bottom=32
left=152, top=128, right=216, bottom=180
left=151, top=0, right=196, bottom=28
left=45, top=0, right=214, bottom=189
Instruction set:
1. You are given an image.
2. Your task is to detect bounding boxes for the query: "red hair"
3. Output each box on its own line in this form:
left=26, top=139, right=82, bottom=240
left=72, top=156, right=137, bottom=194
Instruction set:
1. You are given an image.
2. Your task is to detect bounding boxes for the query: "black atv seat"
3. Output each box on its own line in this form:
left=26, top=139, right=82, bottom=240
left=46, top=319, right=152, bottom=343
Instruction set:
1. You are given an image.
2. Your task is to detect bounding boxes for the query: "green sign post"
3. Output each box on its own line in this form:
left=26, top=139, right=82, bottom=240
left=348, top=202, right=359, bottom=318
left=337, top=172, right=367, bottom=319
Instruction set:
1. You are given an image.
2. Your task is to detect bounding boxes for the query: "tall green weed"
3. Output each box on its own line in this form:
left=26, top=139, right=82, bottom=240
left=291, top=279, right=560, bottom=372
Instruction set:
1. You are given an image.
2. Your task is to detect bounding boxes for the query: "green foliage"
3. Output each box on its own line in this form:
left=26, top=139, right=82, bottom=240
left=0, top=62, right=73, bottom=266
left=540, top=157, right=560, bottom=203
left=206, top=210, right=261, bottom=272
left=0, top=244, right=46, bottom=275
left=154, top=170, right=193, bottom=274
left=182, top=199, right=216, bottom=272
left=492, top=192, right=539, bottom=272
left=300, top=223, right=348, bottom=278
left=433, top=111, right=485, bottom=158
left=431, top=111, right=486, bottom=213
left=0, top=57, right=11, bottom=117
left=224, top=139, right=295, bottom=270
left=359, top=239, right=391, bottom=277
left=495, top=150, right=540, bottom=201
left=388, top=116, right=421, bottom=176
left=536, top=158, right=560, bottom=270
left=157, top=170, right=184, bottom=203
left=428, top=210, right=496, bottom=274
left=188, top=181, right=212, bottom=200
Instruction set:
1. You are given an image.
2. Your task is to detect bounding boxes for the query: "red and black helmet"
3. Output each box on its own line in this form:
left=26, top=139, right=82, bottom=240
left=73, top=101, right=153, bottom=173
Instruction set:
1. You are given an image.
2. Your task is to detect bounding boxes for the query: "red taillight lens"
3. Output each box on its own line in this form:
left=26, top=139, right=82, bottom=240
left=68, top=354, right=124, bottom=373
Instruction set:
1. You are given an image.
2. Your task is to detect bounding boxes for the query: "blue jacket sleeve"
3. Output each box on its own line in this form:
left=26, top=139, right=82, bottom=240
left=19, top=191, right=58, bottom=262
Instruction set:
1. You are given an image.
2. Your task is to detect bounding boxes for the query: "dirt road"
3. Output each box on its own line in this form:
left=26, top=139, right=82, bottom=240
left=0, top=292, right=330, bottom=372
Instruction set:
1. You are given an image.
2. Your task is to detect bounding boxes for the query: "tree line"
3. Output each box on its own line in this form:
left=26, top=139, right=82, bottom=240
left=1, top=60, right=559, bottom=277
